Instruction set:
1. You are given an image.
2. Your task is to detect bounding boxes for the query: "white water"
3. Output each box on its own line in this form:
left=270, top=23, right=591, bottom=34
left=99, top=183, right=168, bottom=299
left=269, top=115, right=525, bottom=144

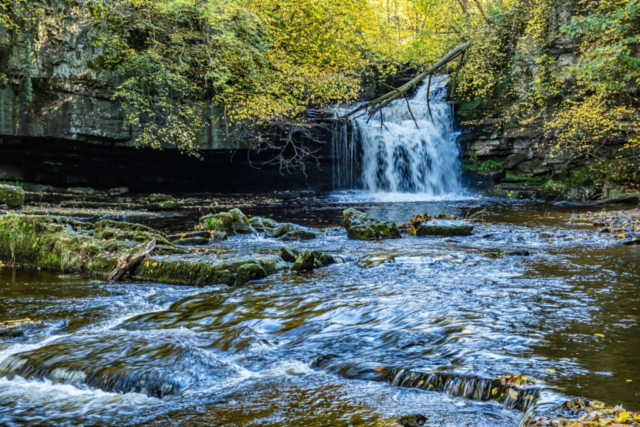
left=332, top=76, right=463, bottom=198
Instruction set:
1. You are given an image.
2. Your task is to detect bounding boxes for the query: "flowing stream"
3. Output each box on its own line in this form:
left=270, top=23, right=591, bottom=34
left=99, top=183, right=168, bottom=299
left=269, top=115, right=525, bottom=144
left=332, top=77, right=462, bottom=197
left=1, top=200, right=639, bottom=426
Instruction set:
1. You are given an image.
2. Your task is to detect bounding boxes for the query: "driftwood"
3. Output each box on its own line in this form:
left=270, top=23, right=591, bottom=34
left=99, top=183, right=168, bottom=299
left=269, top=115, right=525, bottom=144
left=343, top=40, right=472, bottom=119
left=592, top=193, right=640, bottom=205
left=107, top=240, right=156, bottom=281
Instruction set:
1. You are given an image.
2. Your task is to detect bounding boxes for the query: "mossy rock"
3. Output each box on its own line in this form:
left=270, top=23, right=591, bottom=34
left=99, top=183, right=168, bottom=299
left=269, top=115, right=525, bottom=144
left=0, top=185, right=25, bottom=209
left=66, top=187, right=106, bottom=197
left=174, top=236, right=210, bottom=246
left=94, top=220, right=172, bottom=246
left=342, top=208, right=378, bottom=228
left=249, top=216, right=279, bottom=232
left=234, top=263, right=267, bottom=286
left=200, top=208, right=256, bottom=235
left=292, top=250, right=316, bottom=271
left=347, top=222, right=402, bottom=240
left=147, top=201, right=178, bottom=211
left=278, top=247, right=299, bottom=263
left=279, top=230, right=317, bottom=241
left=415, top=225, right=473, bottom=237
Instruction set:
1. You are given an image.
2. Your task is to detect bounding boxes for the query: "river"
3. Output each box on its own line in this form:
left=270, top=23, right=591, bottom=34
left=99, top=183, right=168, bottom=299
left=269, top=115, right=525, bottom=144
left=0, top=196, right=638, bottom=426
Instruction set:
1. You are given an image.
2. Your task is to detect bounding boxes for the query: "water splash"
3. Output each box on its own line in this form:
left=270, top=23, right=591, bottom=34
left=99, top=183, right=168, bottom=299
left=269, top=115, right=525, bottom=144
left=332, top=76, right=462, bottom=196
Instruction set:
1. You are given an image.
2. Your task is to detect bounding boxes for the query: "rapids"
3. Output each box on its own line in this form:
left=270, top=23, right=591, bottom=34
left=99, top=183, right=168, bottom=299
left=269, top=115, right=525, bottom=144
left=0, top=199, right=639, bottom=426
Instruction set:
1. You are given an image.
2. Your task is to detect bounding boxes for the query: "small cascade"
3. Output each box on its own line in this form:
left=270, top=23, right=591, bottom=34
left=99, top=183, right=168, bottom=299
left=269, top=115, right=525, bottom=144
left=332, top=76, right=462, bottom=196
left=381, top=368, right=541, bottom=413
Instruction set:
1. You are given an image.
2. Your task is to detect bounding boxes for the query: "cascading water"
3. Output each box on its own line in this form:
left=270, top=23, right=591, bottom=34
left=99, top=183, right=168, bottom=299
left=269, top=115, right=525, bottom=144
left=332, top=76, right=462, bottom=196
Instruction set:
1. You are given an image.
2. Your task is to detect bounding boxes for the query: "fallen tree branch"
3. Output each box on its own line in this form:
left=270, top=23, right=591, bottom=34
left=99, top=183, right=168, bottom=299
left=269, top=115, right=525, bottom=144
left=343, top=40, right=472, bottom=119
left=108, top=240, right=156, bottom=281
left=592, top=193, right=640, bottom=205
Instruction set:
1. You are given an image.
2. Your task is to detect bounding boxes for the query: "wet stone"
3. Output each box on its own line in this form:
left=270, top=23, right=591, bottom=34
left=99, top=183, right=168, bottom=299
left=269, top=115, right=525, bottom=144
left=416, top=224, right=473, bottom=237
left=234, top=263, right=267, bottom=286
left=397, top=414, right=427, bottom=427
left=278, top=247, right=299, bottom=263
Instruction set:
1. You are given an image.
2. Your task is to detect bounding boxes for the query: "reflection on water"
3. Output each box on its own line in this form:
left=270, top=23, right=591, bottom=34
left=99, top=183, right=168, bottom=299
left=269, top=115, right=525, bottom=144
left=0, top=199, right=639, bottom=426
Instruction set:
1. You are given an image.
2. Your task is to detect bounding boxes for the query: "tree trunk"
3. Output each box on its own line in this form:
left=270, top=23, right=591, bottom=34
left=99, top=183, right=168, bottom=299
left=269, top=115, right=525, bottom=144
left=108, top=240, right=156, bottom=281
left=344, top=40, right=472, bottom=118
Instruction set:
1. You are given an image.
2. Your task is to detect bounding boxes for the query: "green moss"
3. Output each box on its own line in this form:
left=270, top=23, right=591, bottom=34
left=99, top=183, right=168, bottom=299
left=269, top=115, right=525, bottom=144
left=200, top=209, right=256, bottom=235
left=415, top=224, right=473, bottom=237
left=539, top=180, right=568, bottom=200
left=463, top=160, right=504, bottom=172
left=504, top=171, right=546, bottom=185
left=0, top=185, right=25, bottom=208
left=347, top=222, right=402, bottom=240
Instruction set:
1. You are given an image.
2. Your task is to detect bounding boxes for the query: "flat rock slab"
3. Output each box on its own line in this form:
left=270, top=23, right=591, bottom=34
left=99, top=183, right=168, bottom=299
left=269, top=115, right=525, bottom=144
left=416, top=221, right=473, bottom=237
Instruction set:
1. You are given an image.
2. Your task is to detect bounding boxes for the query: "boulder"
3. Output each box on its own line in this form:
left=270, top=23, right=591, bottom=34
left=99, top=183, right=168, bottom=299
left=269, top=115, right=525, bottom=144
left=271, top=223, right=317, bottom=241
left=292, top=250, right=316, bottom=271
left=347, top=222, right=402, bottom=240
left=278, top=247, right=299, bottom=263
left=200, top=208, right=256, bottom=235
left=147, top=200, right=178, bottom=210
left=234, top=263, right=267, bottom=286
left=107, top=187, right=129, bottom=197
left=249, top=216, right=279, bottom=232
left=416, top=224, right=473, bottom=237
left=0, top=185, right=25, bottom=209
left=342, top=208, right=378, bottom=228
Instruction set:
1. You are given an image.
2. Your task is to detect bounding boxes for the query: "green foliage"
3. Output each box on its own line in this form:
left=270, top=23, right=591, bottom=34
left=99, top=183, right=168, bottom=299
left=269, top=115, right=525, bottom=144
left=463, top=159, right=504, bottom=171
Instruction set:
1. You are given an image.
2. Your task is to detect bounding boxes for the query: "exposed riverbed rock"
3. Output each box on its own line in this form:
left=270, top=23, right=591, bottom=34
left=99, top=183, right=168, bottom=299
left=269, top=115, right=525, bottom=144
left=342, top=209, right=402, bottom=240
left=0, top=185, right=25, bottom=209
left=278, top=247, right=300, bottom=263
left=416, top=224, right=474, bottom=237
left=271, top=223, right=318, bottom=241
left=234, top=263, right=268, bottom=286
left=249, top=216, right=279, bottom=232
left=0, top=214, right=339, bottom=286
left=397, top=414, right=427, bottom=427
left=200, top=208, right=256, bottom=235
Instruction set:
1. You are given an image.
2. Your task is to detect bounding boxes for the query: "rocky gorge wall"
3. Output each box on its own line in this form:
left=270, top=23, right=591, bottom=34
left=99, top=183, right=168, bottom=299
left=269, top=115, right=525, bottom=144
left=0, top=4, right=333, bottom=193
left=456, top=0, right=640, bottom=199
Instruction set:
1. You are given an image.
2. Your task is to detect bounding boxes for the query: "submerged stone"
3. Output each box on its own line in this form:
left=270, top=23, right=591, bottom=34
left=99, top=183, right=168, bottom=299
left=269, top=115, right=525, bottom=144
left=415, top=224, right=473, bottom=237
left=0, top=185, right=25, bottom=209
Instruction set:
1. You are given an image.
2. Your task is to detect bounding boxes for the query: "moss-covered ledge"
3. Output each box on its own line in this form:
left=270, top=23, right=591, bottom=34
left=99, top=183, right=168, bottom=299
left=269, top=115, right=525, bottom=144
left=0, top=214, right=340, bottom=287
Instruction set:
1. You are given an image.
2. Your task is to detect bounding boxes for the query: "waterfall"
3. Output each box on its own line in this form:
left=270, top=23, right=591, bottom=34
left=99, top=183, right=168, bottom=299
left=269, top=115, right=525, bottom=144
left=332, top=76, right=462, bottom=196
